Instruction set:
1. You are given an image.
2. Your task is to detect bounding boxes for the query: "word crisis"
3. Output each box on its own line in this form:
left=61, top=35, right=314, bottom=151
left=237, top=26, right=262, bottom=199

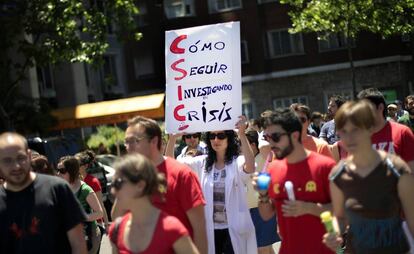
left=174, top=101, right=232, bottom=123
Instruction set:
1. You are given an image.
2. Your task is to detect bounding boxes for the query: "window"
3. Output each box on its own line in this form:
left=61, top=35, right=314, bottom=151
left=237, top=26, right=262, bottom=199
left=164, top=0, right=194, bottom=18
left=402, top=34, right=411, bottom=42
left=318, top=33, right=354, bottom=51
left=257, top=0, right=277, bottom=3
left=134, top=52, right=154, bottom=79
left=36, top=65, right=56, bottom=98
left=101, top=55, right=118, bottom=92
left=273, top=96, right=308, bottom=109
left=241, top=40, right=249, bottom=64
left=242, top=102, right=254, bottom=120
left=209, top=0, right=242, bottom=13
left=267, top=29, right=304, bottom=57
left=136, top=1, right=148, bottom=26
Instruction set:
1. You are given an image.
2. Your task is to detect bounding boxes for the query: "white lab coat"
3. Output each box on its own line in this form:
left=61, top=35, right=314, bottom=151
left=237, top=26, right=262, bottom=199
left=182, top=155, right=257, bottom=254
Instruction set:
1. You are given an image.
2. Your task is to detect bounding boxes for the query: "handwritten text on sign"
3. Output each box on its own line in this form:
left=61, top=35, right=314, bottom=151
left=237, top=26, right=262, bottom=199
left=165, top=22, right=241, bottom=133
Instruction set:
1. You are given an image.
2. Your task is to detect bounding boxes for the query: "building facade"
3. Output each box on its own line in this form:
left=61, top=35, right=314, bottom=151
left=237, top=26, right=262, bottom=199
left=127, top=0, right=413, bottom=118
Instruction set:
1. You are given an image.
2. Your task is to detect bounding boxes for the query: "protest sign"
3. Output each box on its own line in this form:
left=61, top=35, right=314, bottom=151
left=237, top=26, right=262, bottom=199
left=165, top=21, right=241, bottom=133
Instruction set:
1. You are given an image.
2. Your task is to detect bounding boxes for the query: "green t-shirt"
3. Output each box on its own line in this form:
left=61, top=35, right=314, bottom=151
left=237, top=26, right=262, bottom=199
left=76, top=182, right=97, bottom=228
left=398, top=114, right=414, bottom=132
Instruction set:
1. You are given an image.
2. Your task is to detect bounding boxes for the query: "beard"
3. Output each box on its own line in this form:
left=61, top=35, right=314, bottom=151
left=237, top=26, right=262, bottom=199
left=408, top=108, right=414, bottom=116
left=274, top=136, right=294, bottom=159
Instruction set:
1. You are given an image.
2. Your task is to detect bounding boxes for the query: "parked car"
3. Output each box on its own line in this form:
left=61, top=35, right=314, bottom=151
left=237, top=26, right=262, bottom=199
left=91, top=154, right=118, bottom=221
left=27, top=136, right=80, bottom=167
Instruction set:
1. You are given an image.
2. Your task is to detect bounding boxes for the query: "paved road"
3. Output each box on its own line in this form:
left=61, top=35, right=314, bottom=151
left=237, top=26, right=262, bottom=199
left=99, top=234, right=281, bottom=253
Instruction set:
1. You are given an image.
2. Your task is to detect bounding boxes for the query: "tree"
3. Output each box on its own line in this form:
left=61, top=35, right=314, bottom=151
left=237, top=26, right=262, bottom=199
left=0, top=0, right=142, bottom=132
left=280, top=0, right=414, bottom=97
left=87, top=125, right=124, bottom=155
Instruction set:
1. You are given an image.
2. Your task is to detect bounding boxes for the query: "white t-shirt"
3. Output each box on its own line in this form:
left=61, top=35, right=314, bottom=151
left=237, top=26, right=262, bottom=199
left=213, top=165, right=228, bottom=229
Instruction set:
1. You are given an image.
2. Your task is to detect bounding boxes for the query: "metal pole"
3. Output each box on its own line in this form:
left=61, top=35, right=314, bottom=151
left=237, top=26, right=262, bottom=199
left=114, top=123, right=121, bottom=156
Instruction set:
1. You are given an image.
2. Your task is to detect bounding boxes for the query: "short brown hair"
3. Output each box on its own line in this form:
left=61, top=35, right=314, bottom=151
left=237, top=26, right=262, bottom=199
left=335, top=100, right=376, bottom=131
left=128, top=116, right=162, bottom=150
left=405, top=95, right=414, bottom=105
left=31, top=155, right=54, bottom=175
left=290, top=103, right=311, bottom=120
left=113, top=154, right=166, bottom=197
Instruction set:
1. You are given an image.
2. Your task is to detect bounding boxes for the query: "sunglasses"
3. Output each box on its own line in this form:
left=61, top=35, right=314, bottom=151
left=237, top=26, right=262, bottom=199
left=57, top=167, right=67, bottom=174
left=263, top=132, right=289, bottom=143
left=209, top=132, right=227, bottom=140
left=111, top=177, right=125, bottom=191
left=184, top=134, right=200, bottom=139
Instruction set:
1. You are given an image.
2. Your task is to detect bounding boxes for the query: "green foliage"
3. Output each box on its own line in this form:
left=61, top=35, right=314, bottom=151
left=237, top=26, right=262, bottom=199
left=280, top=0, right=414, bottom=38
left=0, top=0, right=141, bottom=132
left=86, top=125, right=124, bottom=151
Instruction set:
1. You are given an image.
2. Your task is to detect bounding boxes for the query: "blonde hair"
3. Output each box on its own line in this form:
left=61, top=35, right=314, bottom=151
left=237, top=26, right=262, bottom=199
left=335, top=100, right=376, bottom=131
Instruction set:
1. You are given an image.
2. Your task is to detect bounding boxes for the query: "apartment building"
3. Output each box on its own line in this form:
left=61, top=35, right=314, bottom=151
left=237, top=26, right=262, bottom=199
left=127, top=0, right=413, bottom=118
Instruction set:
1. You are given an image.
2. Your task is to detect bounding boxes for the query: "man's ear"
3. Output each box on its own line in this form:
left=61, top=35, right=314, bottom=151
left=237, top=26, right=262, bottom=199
left=150, top=136, right=159, bottom=148
left=291, top=131, right=300, bottom=142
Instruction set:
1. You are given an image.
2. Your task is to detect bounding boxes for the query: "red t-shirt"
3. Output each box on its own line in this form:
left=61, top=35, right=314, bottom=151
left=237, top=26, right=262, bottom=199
left=268, top=152, right=335, bottom=254
left=372, top=121, right=414, bottom=163
left=84, top=174, right=102, bottom=192
left=152, top=157, right=205, bottom=237
left=109, top=211, right=188, bottom=254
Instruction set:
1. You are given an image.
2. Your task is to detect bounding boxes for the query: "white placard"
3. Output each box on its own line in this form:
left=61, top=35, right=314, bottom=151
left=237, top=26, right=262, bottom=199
left=165, top=21, right=241, bottom=133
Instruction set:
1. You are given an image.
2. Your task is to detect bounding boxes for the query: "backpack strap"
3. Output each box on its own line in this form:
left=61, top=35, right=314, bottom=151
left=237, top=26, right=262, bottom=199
left=110, top=216, right=123, bottom=244
left=329, top=160, right=347, bottom=181
left=385, top=157, right=401, bottom=178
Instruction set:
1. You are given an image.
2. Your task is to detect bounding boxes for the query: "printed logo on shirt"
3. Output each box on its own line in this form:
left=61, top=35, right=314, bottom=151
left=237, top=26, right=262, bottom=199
left=305, top=181, right=317, bottom=192
left=9, top=216, right=40, bottom=239
left=372, top=142, right=395, bottom=154
left=273, top=183, right=280, bottom=194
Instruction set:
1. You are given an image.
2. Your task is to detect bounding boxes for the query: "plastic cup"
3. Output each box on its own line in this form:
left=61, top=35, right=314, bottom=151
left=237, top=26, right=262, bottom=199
left=257, top=172, right=271, bottom=191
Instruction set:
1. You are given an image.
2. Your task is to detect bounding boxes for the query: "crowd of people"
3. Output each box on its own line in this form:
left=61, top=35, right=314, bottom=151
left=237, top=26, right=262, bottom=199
left=1, top=87, right=414, bottom=254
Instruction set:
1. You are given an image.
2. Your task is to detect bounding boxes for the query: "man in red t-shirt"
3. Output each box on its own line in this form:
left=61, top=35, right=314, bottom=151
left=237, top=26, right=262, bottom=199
left=255, top=108, right=335, bottom=254
left=357, top=88, right=414, bottom=170
left=111, top=116, right=207, bottom=254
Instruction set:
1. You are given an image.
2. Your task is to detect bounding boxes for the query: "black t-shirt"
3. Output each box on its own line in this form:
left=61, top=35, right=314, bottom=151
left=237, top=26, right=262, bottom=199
left=0, top=174, right=86, bottom=254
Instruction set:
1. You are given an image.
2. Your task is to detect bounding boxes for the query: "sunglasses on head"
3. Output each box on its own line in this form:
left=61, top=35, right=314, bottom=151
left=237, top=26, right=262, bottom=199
left=209, top=132, right=227, bottom=140
left=111, top=177, right=125, bottom=191
left=184, top=134, right=200, bottom=139
left=263, top=132, right=289, bottom=143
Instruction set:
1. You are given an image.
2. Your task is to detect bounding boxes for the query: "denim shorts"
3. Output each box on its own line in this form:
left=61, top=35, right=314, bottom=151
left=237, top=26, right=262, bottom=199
left=250, top=207, right=280, bottom=247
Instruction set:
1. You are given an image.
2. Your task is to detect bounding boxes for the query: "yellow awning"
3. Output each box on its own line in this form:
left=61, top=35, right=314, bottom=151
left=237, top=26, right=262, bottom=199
left=50, top=93, right=164, bottom=130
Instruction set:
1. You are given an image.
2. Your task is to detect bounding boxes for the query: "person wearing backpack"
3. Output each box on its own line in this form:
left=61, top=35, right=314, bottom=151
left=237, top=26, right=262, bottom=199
left=323, top=100, right=414, bottom=254
left=57, top=156, right=104, bottom=254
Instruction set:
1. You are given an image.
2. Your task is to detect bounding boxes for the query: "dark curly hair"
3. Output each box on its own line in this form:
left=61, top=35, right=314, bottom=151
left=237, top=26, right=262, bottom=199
left=205, top=130, right=240, bottom=173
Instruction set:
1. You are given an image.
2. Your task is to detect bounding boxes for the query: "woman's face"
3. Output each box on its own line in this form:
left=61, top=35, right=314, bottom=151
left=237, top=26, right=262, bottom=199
left=209, top=131, right=228, bottom=154
left=337, top=121, right=372, bottom=154
left=56, top=162, right=70, bottom=183
left=111, top=173, right=144, bottom=206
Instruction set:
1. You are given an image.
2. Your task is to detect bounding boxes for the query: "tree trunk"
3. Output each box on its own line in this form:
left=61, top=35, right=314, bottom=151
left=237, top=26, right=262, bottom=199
left=347, top=38, right=357, bottom=98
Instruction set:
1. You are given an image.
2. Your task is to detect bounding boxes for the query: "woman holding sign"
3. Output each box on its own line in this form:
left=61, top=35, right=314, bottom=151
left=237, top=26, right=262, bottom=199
left=167, top=116, right=257, bottom=254
left=323, top=100, right=414, bottom=254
